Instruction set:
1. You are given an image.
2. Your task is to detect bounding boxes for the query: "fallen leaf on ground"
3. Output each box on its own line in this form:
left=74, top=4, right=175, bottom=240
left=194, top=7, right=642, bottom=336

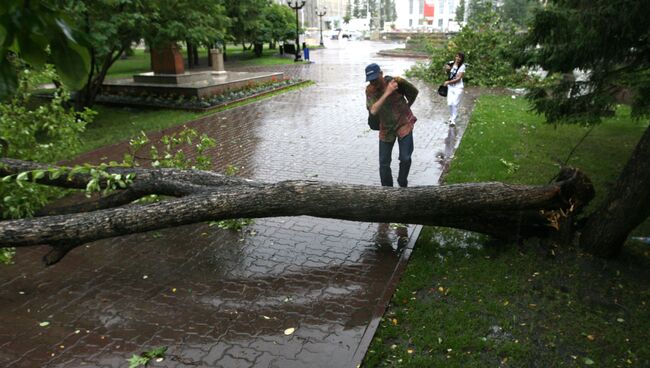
left=284, top=327, right=295, bottom=335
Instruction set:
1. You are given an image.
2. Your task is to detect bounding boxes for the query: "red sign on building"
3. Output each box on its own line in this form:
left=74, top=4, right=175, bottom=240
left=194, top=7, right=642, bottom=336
left=424, top=0, right=435, bottom=18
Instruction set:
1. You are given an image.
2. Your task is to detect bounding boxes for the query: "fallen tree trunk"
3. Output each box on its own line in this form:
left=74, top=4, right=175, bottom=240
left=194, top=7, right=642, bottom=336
left=0, top=158, right=594, bottom=265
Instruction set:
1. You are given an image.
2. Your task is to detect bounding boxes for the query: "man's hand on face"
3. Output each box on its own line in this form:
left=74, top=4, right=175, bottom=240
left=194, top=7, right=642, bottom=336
left=384, top=79, right=398, bottom=96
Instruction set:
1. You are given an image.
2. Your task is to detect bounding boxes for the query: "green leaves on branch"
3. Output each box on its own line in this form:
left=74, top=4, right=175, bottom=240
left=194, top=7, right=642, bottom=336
left=516, top=0, right=650, bottom=122
left=210, top=218, right=254, bottom=231
left=126, top=127, right=216, bottom=170
left=2, top=164, right=137, bottom=197
left=407, top=9, right=528, bottom=87
left=0, top=66, right=94, bottom=220
left=0, top=247, right=15, bottom=264
left=127, top=346, right=167, bottom=368
left=145, top=0, right=228, bottom=48
left=0, top=1, right=91, bottom=98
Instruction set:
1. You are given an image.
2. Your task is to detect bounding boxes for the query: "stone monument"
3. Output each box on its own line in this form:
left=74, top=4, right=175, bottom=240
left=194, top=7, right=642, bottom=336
left=103, top=43, right=284, bottom=98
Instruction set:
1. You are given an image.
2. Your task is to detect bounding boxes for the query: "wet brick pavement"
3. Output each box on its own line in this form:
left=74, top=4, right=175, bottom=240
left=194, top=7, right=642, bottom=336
left=0, top=40, right=475, bottom=367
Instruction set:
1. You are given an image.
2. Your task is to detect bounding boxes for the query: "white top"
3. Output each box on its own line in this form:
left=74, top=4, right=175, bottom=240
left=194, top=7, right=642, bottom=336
left=448, top=64, right=466, bottom=89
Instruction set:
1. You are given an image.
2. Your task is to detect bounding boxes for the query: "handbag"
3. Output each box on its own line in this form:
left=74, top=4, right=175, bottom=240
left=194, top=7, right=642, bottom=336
left=368, top=112, right=380, bottom=130
left=438, top=64, right=460, bottom=97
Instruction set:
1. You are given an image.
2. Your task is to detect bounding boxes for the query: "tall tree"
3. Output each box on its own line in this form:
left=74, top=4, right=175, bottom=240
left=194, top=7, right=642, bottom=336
left=259, top=3, right=295, bottom=51
left=225, top=0, right=269, bottom=50
left=500, top=0, right=540, bottom=27
left=353, top=0, right=368, bottom=19
left=467, top=0, right=493, bottom=23
left=62, top=0, right=146, bottom=109
left=144, top=0, right=228, bottom=50
left=368, top=0, right=379, bottom=29
left=517, top=0, right=650, bottom=257
left=352, top=0, right=361, bottom=18
left=52, top=0, right=228, bottom=109
left=345, top=0, right=352, bottom=23
left=382, top=0, right=397, bottom=23
left=455, top=0, right=466, bottom=22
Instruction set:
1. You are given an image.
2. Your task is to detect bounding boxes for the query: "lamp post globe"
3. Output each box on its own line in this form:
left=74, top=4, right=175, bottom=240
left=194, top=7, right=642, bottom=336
left=286, top=0, right=306, bottom=62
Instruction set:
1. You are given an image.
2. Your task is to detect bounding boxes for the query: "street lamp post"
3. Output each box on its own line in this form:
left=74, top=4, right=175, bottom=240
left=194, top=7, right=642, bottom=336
left=287, top=0, right=306, bottom=62
left=316, top=7, right=327, bottom=47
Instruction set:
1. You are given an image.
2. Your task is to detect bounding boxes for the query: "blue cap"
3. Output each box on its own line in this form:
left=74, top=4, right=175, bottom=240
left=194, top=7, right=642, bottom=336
left=365, top=63, right=381, bottom=81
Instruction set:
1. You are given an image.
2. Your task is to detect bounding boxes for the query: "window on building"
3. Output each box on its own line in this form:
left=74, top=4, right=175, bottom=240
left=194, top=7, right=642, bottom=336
left=439, top=0, right=444, bottom=14
left=409, top=19, right=413, bottom=27
left=419, top=0, right=424, bottom=14
left=438, top=19, right=443, bottom=27
left=409, top=0, right=414, bottom=14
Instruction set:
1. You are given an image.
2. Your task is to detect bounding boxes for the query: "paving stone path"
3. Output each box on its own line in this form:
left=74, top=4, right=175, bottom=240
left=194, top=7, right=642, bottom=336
left=0, top=40, right=474, bottom=367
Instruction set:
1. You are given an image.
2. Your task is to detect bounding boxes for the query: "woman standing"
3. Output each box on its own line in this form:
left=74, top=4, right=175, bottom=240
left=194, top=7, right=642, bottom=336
left=443, top=52, right=466, bottom=126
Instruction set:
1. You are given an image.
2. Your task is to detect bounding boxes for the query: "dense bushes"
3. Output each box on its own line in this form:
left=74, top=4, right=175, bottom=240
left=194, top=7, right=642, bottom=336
left=407, top=11, right=529, bottom=87
left=0, top=66, right=94, bottom=220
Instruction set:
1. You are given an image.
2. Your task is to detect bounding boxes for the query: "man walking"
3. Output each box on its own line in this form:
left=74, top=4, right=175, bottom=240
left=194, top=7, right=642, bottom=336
left=365, top=63, right=419, bottom=187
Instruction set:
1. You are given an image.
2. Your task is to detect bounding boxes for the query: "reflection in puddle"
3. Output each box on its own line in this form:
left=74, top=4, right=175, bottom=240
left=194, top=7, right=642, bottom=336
left=373, top=223, right=410, bottom=253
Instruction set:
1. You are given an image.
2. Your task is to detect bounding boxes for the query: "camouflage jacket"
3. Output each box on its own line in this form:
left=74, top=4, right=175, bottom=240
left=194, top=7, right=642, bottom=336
left=366, top=76, right=418, bottom=142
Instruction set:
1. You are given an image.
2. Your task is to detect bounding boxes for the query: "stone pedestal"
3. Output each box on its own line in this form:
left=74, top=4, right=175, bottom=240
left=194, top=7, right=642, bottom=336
left=151, top=44, right=185, bottom=75
left=210, top=49, right=226, bottom=75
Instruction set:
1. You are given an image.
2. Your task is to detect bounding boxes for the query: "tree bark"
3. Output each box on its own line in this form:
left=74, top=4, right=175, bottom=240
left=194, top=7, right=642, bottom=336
left=186, top=41, right=193, bottom=68
left=0, top=159, right=594, bottom=264
left=580, top=126, right=650, bottom=257
left=75, top=46, right=125, bottom=109
left=193, top=44, right=199, bottom=66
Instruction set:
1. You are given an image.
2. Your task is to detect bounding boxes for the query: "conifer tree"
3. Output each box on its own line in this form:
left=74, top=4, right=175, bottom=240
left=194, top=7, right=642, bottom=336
left=518, top=0, right=650, bottom=257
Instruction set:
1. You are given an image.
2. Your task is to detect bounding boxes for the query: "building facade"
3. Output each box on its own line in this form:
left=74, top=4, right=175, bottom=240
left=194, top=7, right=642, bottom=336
left=394, top=0, right=460, bottom=31
left=276, top=0, right=462, bottom=34
left=275, top=0, right=348, bottom=30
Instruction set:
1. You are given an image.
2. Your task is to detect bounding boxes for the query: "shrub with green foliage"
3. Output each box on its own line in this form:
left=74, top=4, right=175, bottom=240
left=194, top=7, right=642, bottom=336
left=0, top=65, right=95, bottom=264
left=407, top=10, right=528, bottom=87
left=0, top=65, right=95, bottom=219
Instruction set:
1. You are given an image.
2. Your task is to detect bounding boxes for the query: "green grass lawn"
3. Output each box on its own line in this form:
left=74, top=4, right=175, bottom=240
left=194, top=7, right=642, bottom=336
left=78, top=81, right=313, bottom=154
left=364, top=94, right=650, bottom=367
left=79, top=106, right=203, bottom=153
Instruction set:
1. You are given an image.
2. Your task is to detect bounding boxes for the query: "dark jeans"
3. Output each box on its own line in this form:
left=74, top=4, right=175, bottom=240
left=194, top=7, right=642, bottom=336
left=379, top=132, right=414, bottom=187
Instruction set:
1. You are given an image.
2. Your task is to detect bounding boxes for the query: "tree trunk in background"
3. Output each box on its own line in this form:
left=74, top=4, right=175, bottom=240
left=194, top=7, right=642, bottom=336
left=186, top=41, right=193, bottom=68
left=580, top=126, right=650, bottom=257
left=193, top=45, right=199, bottom=66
